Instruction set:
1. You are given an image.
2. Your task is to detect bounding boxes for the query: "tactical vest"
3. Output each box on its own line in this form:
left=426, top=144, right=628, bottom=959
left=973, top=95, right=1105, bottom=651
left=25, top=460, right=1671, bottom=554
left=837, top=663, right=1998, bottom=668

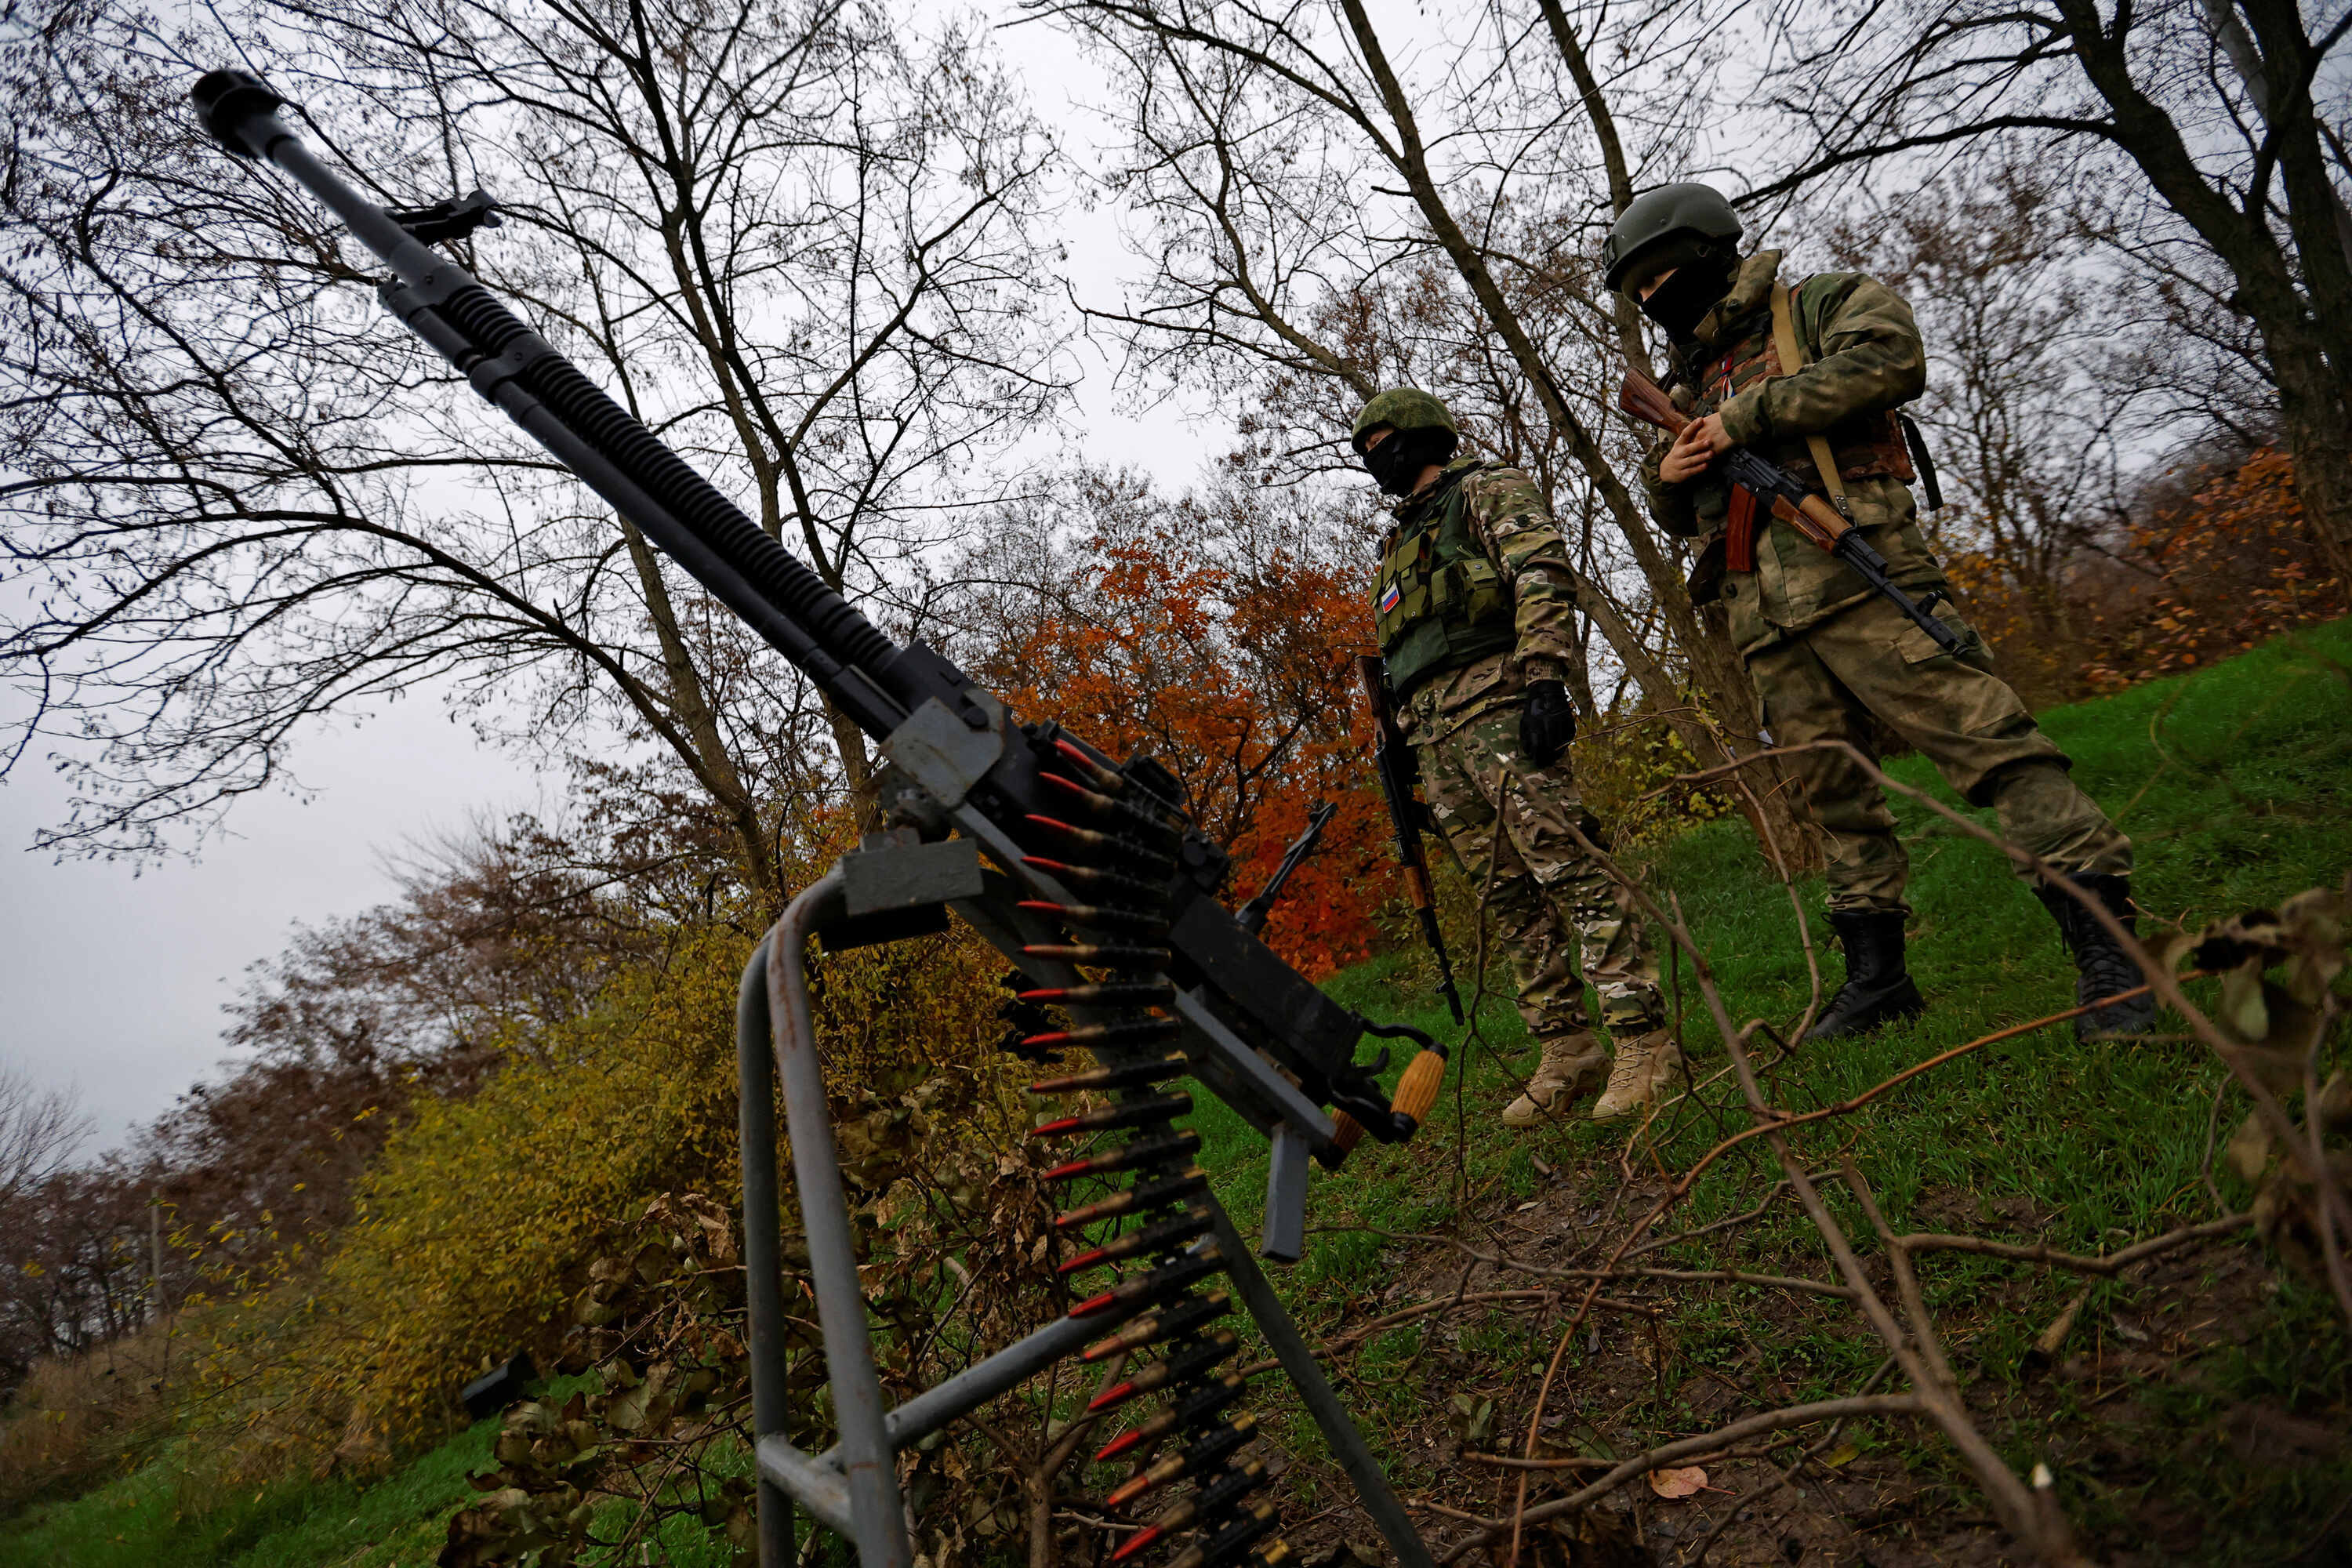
left=1687, top=280, right=1915, bottom=491
left=1373, top=464, right=1519, bottom=695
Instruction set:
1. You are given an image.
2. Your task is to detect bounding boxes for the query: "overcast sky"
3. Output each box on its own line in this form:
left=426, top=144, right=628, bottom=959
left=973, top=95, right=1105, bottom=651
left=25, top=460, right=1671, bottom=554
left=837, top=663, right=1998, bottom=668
left=0, top=9, right=1231, bottom=1158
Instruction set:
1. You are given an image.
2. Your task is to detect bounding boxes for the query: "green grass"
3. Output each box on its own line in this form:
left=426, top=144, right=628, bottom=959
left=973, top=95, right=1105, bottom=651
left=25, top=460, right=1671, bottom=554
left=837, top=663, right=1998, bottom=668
left=10, top=620, right=2350, bottom=1565
left=1198, top=616, right=2352, bottom=1560
left=0, top=1423, right=492, bottom=1568
left=0, top=1374, right=601, bottom=1568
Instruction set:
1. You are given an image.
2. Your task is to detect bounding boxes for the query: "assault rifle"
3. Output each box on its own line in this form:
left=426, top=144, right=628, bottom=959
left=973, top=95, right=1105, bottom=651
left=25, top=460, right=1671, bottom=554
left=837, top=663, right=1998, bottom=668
left=1617, top=371, right=1965, bottom=655
left=187, top=71, right=1443, bottom=1236
left=1236, top=800, right=1336, bottom=937
left=1353, top=655, right=1466, bottom=1025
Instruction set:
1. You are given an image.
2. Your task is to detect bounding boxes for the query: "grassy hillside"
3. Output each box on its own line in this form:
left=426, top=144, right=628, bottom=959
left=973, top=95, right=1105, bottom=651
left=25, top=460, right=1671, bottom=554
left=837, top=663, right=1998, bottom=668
left=8, top=619, right=2349, bottom=1566
left=1194, top=616, right=2352, bottom=1563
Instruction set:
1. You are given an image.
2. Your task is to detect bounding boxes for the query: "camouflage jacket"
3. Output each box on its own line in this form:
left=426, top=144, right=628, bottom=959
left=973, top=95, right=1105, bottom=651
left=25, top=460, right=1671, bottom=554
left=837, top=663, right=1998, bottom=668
left=1381, top=457, right=1582, bottom=742
left=1639, top=249, right=1947, bottom=654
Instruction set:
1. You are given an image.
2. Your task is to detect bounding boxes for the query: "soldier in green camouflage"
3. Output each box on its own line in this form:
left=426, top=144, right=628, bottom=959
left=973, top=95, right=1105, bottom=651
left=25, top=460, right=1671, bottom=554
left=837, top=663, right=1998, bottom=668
left=1602, top=183, right=2155, bottom=1040
left=1353, top=389, right=1682, bottom=1122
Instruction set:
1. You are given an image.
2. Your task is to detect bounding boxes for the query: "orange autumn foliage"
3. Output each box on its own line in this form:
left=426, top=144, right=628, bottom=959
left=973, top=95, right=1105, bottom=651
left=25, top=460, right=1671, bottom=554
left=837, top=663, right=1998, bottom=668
left=1944, top=446, right=2344, bottom=702
left=2076, top=447, right=2345, bottom=691
left=978, top=525, right=1394, bottom=978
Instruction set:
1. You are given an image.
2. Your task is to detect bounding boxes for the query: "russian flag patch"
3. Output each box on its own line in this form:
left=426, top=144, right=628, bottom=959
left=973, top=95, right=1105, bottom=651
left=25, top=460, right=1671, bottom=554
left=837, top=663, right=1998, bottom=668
left=1377, top=582, right=1401, bottom=614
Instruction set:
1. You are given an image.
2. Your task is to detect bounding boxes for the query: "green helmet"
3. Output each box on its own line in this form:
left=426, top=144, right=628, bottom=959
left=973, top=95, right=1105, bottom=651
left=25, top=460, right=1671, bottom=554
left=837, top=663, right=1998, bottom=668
left=1350, top=387, right=1458, bottom=456
left=1601, top=183, right=1743, bottom=294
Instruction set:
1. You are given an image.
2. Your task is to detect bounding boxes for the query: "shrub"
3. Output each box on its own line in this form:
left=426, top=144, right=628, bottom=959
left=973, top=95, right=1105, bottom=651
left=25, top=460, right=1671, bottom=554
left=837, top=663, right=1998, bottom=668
left=179, top=913, right=1015, bottom=1475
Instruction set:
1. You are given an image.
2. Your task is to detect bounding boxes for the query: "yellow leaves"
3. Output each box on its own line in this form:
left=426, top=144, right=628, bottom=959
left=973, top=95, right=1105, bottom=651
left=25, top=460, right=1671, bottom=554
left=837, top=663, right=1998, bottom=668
left=191, top=913, right=1023, bottom=1457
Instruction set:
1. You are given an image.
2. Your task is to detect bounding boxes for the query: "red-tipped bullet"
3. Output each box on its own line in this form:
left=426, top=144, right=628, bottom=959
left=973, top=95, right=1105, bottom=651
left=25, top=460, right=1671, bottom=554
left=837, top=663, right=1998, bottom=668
left=1018, top=979, right=1173, bottom=1007
left=1044, top=1131, right=1200, bottom=1185
left=1083, top=1288, right=1230, bottom=1359
left=1022, top=815, right=1178, bottom=872
left=1056, top=1168, right=1208, bottom=1230
left=1160, top=1499, right=1279, bottom=1568
left=1085, top=1327, right=1238, bottom=1410
left=1068, top=1243, right=1222, bottom=1319
left=1033, top=1093, right=1192, bottom=1142
left=1019, top=898, right=1170, bottom=936
left=1048, top=739, right=1129, bottom=793
left=1018, top=1018, right=1182, bottom=1058
left=1102, top=1412, right=1257, bottom=1508
left=1057, top=1203, right=1212, bottom=1276
left=1022, top=942, right=1171, bottom=969
left=1110, top=1459, right=1268, bottom=1560
left=1030, top=1053, right=1187, bottom=1096
left=1094, top=1370, right=1248, bottom=1462
left=1053, top=740, right=1185, bottom=817
left=1022, top=857, right=1163, bottom=902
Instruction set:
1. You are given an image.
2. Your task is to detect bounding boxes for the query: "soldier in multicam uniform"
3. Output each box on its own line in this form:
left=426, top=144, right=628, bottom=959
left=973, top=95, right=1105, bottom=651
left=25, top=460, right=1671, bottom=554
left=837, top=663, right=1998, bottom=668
left=1600, top=184, right=2156, bottom=1040
left=1352, top=389, right=1682, bottom=1122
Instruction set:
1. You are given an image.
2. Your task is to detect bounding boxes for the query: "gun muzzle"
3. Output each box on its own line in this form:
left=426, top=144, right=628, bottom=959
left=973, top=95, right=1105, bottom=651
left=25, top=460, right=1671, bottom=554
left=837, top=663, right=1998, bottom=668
left=191, top=70, right=290, bottom=160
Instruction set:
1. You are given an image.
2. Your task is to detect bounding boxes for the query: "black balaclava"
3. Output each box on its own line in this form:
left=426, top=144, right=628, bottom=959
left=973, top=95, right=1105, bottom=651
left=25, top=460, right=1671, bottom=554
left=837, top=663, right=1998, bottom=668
left=1363, top=428, right=1458, bottom=497
left=1628, top=236, right=1738, bottom=339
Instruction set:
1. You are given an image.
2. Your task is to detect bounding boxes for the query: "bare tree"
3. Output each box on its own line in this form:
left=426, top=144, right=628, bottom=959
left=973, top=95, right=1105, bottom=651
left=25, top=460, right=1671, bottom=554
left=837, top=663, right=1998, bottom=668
left=0, top=1167, right=157, bottom=1387
left=0, top=0, right=1069, bottom=898
left=1033, top=0, right=1820, bottom=855
left=0, top=1068, right=92, bottom=1213
left=1754, top=0, right=2352, bottom=593
left=1825, top=162, right=2151, bottom=692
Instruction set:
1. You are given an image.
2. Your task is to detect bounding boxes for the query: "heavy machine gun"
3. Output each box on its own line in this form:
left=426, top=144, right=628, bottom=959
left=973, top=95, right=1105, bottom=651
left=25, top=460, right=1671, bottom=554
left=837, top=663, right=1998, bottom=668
left=190, top=70, right=1440, bottom=1568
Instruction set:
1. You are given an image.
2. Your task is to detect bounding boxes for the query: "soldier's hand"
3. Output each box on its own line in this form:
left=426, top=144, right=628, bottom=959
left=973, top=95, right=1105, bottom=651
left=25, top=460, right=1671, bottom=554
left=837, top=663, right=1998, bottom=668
left=1658, top=415, right=1730, bottom=484
left=1519, top=681, right=1577, bottom=767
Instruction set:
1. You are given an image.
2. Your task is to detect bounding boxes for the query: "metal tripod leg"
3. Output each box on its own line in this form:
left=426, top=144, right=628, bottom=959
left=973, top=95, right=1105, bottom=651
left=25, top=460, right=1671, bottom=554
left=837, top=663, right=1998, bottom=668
left=770, top=869, right=912, bottom=1568
left=736, top=931, right=796, bottom=1568
left=1206, top=1208, right=1435, bottom=1568
left=735, top=851, right=1434, bottom=1568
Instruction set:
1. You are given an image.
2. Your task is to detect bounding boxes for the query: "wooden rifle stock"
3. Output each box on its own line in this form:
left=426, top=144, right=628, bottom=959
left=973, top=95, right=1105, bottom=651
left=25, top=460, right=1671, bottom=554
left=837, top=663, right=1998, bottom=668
left=1616, top=368, right=1689, bottom=437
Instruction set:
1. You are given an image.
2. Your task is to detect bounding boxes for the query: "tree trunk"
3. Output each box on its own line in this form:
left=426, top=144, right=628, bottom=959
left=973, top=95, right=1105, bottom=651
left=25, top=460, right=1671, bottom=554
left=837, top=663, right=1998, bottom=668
left=618, top=518, right=788, bottom=913
left=826, top=702, right=879, bottom=829
left=1534, top=0, right=1652, bottom=378
left=1337, top=0, right=1817, bottom=866
left=2056, top=0, right=2352, bottom=595
left=2266, top=330, right=2352, bottom=590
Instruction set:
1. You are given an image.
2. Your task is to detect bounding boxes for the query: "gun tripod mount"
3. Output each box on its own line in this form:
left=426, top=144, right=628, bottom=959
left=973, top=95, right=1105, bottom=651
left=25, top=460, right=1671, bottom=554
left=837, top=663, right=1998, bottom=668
left=188, top=67, right=1451, bottom=1568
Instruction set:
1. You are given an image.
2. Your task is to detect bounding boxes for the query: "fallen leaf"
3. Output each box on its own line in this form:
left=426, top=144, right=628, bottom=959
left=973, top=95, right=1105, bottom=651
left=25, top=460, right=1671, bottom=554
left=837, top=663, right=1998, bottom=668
left=1820, top=1443, right=1860, bottom=1468
left=1649, top=1465, right=1707, bottom=1499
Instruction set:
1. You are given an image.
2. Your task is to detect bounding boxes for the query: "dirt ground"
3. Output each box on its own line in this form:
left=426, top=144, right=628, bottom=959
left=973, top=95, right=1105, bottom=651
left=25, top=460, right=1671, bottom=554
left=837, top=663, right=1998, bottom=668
left=1256, top=1163, right=2350, bottom=1568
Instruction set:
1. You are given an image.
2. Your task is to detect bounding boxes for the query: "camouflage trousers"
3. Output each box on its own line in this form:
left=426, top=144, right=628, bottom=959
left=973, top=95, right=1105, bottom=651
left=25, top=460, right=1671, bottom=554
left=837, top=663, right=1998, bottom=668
left=1412, top=706, right=1668, bottom=1043
left=1747, top=592, right=2132, bottom=915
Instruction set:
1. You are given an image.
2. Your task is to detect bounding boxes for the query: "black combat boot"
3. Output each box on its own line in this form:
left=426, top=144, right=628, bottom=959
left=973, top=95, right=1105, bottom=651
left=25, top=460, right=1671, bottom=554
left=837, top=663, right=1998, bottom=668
left=2034, top=873, right=2159, bottom=1038
left=1803, top=910, right=1926, bottom=1042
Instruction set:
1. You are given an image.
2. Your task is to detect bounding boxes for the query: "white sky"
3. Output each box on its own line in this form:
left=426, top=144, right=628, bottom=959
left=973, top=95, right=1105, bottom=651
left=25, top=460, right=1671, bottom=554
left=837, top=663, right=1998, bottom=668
left=0, top=5, right=1227, bottom=1158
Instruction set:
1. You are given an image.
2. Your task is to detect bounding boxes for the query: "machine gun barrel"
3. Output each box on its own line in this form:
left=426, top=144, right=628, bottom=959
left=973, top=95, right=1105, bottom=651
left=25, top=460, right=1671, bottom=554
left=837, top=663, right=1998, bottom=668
left=191, top=71, right=920, bottom=735
left=188, top=69, right=1423, bottom=1178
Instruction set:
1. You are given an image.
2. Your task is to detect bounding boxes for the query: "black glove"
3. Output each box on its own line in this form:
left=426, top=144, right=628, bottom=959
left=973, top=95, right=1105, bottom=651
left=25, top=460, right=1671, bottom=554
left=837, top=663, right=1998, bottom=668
left=1519, top=681, right=1577, bottom=767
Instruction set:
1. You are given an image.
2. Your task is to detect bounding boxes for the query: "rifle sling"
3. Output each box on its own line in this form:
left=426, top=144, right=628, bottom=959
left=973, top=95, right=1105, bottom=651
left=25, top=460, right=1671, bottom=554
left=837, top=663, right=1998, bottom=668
left=1769, top=281, right=1853, bottom=523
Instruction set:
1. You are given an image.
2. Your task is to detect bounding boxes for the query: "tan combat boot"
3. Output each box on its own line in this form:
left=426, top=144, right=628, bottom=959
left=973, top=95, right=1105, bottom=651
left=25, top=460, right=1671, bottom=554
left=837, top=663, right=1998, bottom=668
left=1500, top=1033, right=1608, bottom=1127
left=1591, top=1030, right=1686, bottom=1120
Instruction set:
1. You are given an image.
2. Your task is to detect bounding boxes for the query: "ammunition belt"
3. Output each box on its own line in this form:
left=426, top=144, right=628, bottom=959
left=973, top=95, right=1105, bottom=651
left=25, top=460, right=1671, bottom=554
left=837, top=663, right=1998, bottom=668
left=1000, top=739, right=1295, bottom=1568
